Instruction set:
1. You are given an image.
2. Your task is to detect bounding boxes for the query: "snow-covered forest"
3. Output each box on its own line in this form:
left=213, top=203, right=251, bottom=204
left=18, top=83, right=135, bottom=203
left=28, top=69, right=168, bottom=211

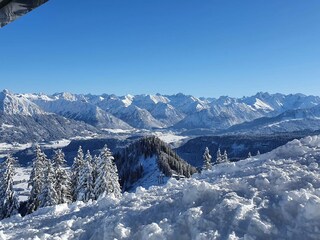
left=0, top=144, right=121, bottom=220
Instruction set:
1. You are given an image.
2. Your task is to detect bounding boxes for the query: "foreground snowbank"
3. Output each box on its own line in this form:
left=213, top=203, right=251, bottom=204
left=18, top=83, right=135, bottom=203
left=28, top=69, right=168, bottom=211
left=1, top=135, right=320, bottom=239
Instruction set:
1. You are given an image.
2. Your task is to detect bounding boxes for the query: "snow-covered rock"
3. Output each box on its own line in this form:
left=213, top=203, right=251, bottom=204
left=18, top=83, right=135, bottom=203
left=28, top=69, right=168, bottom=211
left=1, top=135, right=320, bottom=239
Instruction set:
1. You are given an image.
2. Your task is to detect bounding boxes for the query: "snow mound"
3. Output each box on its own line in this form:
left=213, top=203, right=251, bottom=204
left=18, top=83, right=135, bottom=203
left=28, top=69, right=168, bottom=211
left=2, top=136, right=320, bottom=239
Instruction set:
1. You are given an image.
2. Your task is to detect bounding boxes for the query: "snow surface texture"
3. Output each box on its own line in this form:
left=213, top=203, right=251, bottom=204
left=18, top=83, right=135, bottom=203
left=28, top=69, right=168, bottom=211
left=1, top=135, right=320, bottom=239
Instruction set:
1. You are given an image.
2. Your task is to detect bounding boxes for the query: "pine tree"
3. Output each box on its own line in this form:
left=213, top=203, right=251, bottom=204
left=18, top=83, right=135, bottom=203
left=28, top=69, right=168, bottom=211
left=256, top=150, right=261, bottom=156
left=202, top=147, right=212, bottom=170
left=71, top=146, right=84, bottom=201
left=52, top=149, right=72, bottom=204
left=94, top=145, right=121, bottom=199
left=0, top=154, right=20, bottom=219
left=248, top=152, right=252, bottom=158
left=27, top=145, right=49, bottom=213
left=39, top=160, right=58, bottom=208
left=77, top=150, right=94, bottom=202
left=222, top=150, right=229, bottom=163
left=108, top=153, right=121, bottom=198
left=216, top=148, right=222, bottom=164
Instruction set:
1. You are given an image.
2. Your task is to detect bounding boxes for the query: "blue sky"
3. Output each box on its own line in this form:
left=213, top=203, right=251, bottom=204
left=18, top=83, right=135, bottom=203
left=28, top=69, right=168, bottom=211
left=1, top=0, right=320, bottom=97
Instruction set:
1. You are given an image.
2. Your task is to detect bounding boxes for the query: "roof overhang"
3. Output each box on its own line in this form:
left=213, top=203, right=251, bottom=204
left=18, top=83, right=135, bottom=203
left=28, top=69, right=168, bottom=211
left=0, top=0, right=48, bottom=28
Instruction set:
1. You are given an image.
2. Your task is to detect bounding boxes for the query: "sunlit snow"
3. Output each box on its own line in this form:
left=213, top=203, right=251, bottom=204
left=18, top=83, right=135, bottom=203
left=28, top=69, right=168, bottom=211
left=1, top=135, right=320, bottom=239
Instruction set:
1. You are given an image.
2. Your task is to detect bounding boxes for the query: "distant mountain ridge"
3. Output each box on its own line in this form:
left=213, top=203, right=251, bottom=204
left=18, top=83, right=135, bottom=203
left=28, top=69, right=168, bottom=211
left=2, top=89, right=320, bottom=143
left=224, top=104, right=320, bottom=134
left=0, top=90, right=98, bottom=143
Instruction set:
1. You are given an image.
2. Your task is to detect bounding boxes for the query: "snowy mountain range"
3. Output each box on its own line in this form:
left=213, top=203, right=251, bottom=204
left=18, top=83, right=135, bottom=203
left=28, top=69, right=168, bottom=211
left=2, top=89, right=320, bottom=143
left=0, top=90, right=98, bottom=143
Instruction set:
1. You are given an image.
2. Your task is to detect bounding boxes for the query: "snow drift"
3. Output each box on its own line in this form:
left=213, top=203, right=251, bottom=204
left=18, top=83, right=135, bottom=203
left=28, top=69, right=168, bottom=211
left=1, top=135, right=320, bottom=239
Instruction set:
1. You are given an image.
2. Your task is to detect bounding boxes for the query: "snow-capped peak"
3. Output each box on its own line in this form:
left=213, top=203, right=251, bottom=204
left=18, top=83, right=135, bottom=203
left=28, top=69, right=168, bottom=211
left=122, top=94, right=134, bottom=107
left=53, top=92, right=77, bottom=101
left=0, top=90, right=44, bottom=116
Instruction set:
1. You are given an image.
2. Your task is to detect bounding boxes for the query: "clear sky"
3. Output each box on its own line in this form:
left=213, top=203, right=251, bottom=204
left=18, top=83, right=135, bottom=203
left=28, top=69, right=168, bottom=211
left=1, top=0, right=320, bottom=97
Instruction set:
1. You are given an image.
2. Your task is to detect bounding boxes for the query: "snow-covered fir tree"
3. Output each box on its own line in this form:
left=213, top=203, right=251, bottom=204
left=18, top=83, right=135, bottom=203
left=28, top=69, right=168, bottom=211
left=202, top=147, right=212, bottom=170
left=71, top=146, right=85, bottom=201
left=94, top=145, right=121, bottom=199
left=216, top=148, right=222, bottom=164
left=77, top=150, right=94, bottom=202
left=39, top=160, right=58, bottom=208
left=27, top=145, right=49, bottom=213
left=0, top=154, right=19, bottom=219
left=222, top=150, right=229, bottom=163
left=248, top=152, right=252, bottom=158
left=256, top=150, right=261, bottom=156
left=52, top=149, right=72, bottom=204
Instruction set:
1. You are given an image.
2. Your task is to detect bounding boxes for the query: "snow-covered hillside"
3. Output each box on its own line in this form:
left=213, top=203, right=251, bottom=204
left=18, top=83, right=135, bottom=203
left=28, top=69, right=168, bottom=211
left=1, top=135, right=320, bottom=239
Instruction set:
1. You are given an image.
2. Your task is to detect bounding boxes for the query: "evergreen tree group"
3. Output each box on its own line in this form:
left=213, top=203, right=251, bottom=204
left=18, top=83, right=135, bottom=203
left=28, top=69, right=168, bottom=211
left=215, top=148, right=229, bottom=164
left=202, top=147, right=230, bottom=170
left=26, top=144, right=121, bottom=215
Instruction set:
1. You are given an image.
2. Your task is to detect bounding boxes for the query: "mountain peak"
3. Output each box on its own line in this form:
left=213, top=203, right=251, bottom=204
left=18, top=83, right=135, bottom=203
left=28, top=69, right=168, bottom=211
left=53, top=92, right=77, bottom=101
left=0, top=91, right=44, bottom=116
left=2, top=89, right=11, bottom=94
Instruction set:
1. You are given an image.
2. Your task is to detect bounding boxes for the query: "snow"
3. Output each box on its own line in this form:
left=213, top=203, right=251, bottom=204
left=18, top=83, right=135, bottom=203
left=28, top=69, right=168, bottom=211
left=253, top=98, right=274, bottom=111
left=0, top=139, right=70, bottom=158
left=152, top=131, right=188, bottom=144
left=14, top=90, right=320, bottom=132
left=0, top=90, right=45, bottom=116
left=130, top=156, right=169, bottom=190
left=122, top=95, right=134, bottom=107
left=0, top=124, right=14, bottom=129
left=102, top=129, right=135, bottom=134
left=40, top=139, right=71, bottom=149
left=0, top=143, right=32, bottom=158
left=1, top=135, right=320, bottom=239
left=266, top=118, right=304, bottom=128
left=13, top=167, right=31, bottom=202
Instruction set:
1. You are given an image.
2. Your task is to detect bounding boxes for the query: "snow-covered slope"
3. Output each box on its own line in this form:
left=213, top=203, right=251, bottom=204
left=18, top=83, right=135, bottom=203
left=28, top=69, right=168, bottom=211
left=166, top=93, right=209, bottom=114
left=112, top=105, right=165, bottom=129
left=33, top=98, right=132, bottom=130
left=116, top=136, right=197, bottom=191
left=2, top=135, right=320, bottom=239
left=150, top=102, right=185, bottom=126
left=226, top=104, right=320, bottom=134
